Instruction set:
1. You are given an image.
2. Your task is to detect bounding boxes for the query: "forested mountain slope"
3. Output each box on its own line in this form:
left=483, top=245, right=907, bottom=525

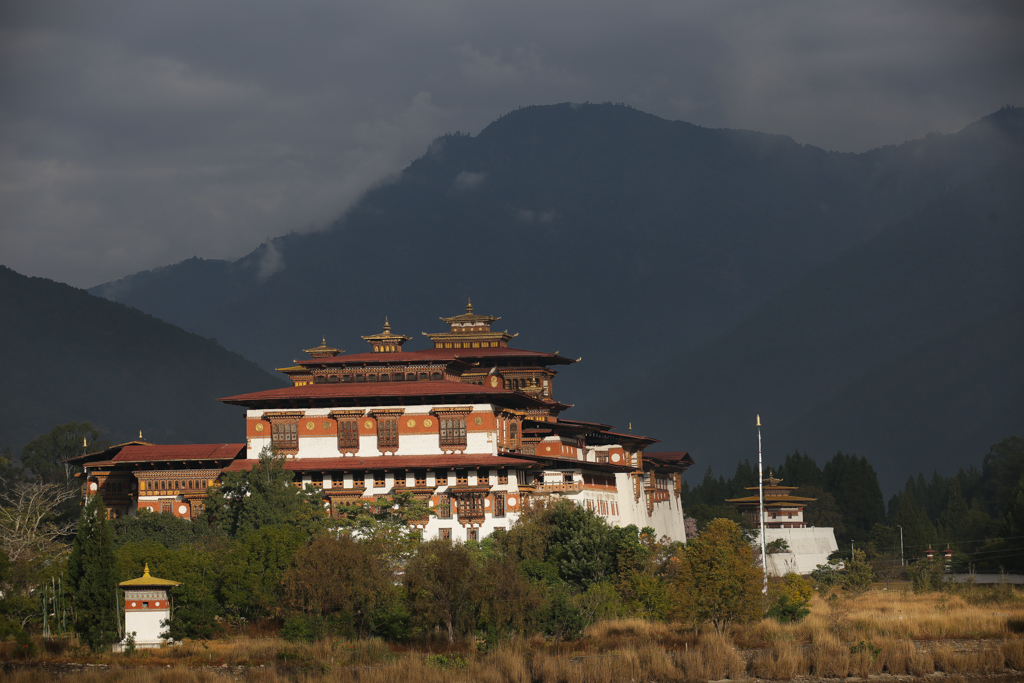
left=0, top=266, right=285, bottom=451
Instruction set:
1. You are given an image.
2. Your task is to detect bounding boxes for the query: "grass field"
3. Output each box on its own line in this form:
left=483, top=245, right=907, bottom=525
left=4, top=588, right=1024, bottom=681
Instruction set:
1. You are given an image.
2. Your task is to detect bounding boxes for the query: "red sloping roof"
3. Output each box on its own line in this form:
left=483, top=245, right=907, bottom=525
left=219, top=380, right=551, bottom=406
left=503, top=451, right=637, bottom=472
left=549, top=418, right=615, bottom=431
left=595, top=430, right=660, bottom=445
left=109, top=444, right=246, bottom=463
left=645, top=451, right=694, bottom=464
left=223, top=454, right=538, bottom=472
left=295, top=346, right=575, bottom=366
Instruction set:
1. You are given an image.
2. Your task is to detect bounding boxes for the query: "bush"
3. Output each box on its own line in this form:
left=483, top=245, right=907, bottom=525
left=767, top=595, right=810, bottom=623
left=14, top=629, right=36, bottom=659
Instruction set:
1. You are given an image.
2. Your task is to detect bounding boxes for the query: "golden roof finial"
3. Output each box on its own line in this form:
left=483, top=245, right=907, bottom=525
left=321, top=335, right=326, bottom=346
left=139, top=429, right=143, bottom=440
left=83, top=437, right=87, bottom=448
left=756, top=414, right=761, bottom=427
left=143, top=563, right=151, bottom=577
left=383, top=317, right=391, bottom=332
left=466, top=298, right=473, bottom=314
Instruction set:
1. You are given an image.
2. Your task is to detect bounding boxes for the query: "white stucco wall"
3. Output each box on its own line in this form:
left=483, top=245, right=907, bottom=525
left=124, top=609, right=169, bottom=646
left=758, top=527, right=838, bottom=576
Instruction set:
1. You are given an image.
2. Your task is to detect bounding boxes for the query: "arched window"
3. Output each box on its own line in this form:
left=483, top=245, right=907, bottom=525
left=380, top=374, right=390, bottom=382
left=367, top=374, right=378, bottom=382
left=431, top=372, right=442, bottom=381
left=419, top=373, right=428, bottom=381
left=328, top=375, right=340, bottom=383
left=314, top=376, right=326, bottom=384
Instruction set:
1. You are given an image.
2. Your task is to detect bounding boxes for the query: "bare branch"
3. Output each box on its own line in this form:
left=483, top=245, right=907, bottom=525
left=0, top=482, right=78, bottom=562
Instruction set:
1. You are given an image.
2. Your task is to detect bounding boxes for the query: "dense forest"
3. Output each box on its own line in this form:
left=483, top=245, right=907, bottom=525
left=682, top=436, right=1024, bottom=571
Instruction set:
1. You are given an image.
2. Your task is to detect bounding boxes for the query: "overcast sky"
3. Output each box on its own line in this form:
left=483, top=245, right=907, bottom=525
left=1, top=1, right=1021, bottom=289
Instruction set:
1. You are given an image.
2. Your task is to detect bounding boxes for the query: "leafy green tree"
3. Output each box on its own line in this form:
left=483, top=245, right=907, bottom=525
left=797, top=485, right=846, bottom=536
left=405, top=540, right=483, bottom=643
left=842, top=549, right=875, bottom=594
left=767, top=573, right=813, bottom=623
left=890, top=491, right=936, bottom=557
left=116, top=540, right=224, bottom=640
left=776, top=451, right=824, bottom=488
left=547, top=499, right=615, bottom=588
left=668, top=518, right=761, bottom=632
left=477, top=552, right=542, bottom=640
left=822, top=452, right=885, bottom=542
left=67, top=495, right=119, bottom=651
left=283, top=534, right=398, bottom=639
left=937, top=479, right=971, bottom=544
left=333, top=490, right=429, bottom=569
left=20, top=422, right=109, bottom=484
left=220, top=524, right=305, bottom=623
left=201, top=445, right=330, bottom=537
left=110, top=507, right=219, bottom=549
left=981, top=437, right=1024, bottom=516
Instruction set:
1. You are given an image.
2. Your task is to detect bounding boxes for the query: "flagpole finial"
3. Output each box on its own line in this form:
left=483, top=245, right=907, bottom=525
left=756, top=414, right=761, bottom=427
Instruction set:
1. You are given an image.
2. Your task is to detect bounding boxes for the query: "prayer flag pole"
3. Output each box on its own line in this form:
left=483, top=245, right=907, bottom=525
left=758, top=414, right=768, bottom=595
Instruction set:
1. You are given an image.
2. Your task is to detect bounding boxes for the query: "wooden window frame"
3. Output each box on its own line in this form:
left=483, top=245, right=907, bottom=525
left=271, top=420, right=299, bottom=450
left=337, top=418, right=359, bottom=452
left=439, top=417, right=467, bottom=449
left=493, top=492, right=506, bottom=518
left=377, top=416, right=399, bottom=451
left=436, top=494, right=452, bottom=519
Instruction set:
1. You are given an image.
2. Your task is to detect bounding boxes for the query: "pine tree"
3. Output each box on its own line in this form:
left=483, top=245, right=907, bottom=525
left=67, top=495, right=119, bottom=651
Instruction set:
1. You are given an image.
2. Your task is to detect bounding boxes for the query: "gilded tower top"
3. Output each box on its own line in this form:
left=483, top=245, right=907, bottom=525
left=304, top=337, right=343, bottom=358
left=424, top=300, right=517, bottom=349
left=361, top=318, right=412, bottom=353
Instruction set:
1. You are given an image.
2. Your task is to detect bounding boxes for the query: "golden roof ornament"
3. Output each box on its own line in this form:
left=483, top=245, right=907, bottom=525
left=764, top=469, right=782, bottom=486
left=304, top=336, right=343, bottom=358
left=361, top=317, right=412, bottom=353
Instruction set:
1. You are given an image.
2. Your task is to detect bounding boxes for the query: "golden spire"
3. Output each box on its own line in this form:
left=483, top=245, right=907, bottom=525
left=139, top=429, right=143, bottom=440
left=143, top=563, right=151, bottom=578
left=466, top=298, right=473, bottom=314
left=83, top=437, right=87, bottom=448
left=361, top=318, right=411, bottom=352
left=756, top=414, right=761, bottom=427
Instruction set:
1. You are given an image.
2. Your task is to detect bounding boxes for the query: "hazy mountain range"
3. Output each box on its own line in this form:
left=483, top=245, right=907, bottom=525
left=78, top=103, right=1024, bottom=490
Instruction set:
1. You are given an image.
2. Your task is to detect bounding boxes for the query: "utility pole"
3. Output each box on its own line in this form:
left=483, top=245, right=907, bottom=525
left=897, top=524, right=904, bottom=566
left=757, top=415, right=767, bottom=595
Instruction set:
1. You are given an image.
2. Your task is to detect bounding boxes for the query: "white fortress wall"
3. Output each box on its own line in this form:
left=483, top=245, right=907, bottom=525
left=760, top=526, right=838, bottom=576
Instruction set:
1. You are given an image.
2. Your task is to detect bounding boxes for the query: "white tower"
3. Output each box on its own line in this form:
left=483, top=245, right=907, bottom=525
left=118, top=564, right=181, bottom=649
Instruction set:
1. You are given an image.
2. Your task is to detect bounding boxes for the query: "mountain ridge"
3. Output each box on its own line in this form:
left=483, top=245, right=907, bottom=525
left=85, top=103, right=1024, bottom=488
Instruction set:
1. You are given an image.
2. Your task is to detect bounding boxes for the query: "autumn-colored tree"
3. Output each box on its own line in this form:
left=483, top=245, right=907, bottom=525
left=405, top=540, right=484, bottom=642
left=668, top=518, right=761, bottom=632
left=282, top=534, right=395, bottom=637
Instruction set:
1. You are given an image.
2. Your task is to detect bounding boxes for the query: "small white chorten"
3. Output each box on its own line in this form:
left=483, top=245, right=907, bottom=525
left=118, top=563, right=181, bottom=649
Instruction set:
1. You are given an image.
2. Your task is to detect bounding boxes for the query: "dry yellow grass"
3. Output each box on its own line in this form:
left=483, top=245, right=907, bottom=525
left=8, top=591, right=1024, bottom=681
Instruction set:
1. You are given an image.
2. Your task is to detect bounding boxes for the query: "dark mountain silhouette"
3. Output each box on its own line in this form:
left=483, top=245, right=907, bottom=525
left=0, top=266, right=285, bottom=451
left=88, top=103, right=1024, bottom=488
left=609, top=157, right=1024, bottom=491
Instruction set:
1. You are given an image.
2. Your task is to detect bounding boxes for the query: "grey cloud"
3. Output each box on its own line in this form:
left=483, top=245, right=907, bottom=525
left=0, top=0, right=1020, bottom=287
left=453, top=171, right=486, bottom=190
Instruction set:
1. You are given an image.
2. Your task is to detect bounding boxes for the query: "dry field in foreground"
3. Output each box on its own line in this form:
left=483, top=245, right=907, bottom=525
left=4, top=588, right=1024, bottom=682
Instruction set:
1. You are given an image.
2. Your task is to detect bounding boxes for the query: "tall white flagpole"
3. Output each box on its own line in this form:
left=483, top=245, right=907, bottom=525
left=757, top=414, right=768, bottom=595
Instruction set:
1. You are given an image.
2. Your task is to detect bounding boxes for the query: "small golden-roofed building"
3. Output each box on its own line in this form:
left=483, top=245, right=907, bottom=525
left=118, top=563, right=181, bottom=649
left=361, top=318, right=412, bottom=353
left=726, top=471, right=817, bottom=529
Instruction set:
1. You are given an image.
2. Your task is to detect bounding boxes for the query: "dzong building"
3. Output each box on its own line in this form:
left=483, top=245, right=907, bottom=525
left=69, top=303, right=694, bottom=543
